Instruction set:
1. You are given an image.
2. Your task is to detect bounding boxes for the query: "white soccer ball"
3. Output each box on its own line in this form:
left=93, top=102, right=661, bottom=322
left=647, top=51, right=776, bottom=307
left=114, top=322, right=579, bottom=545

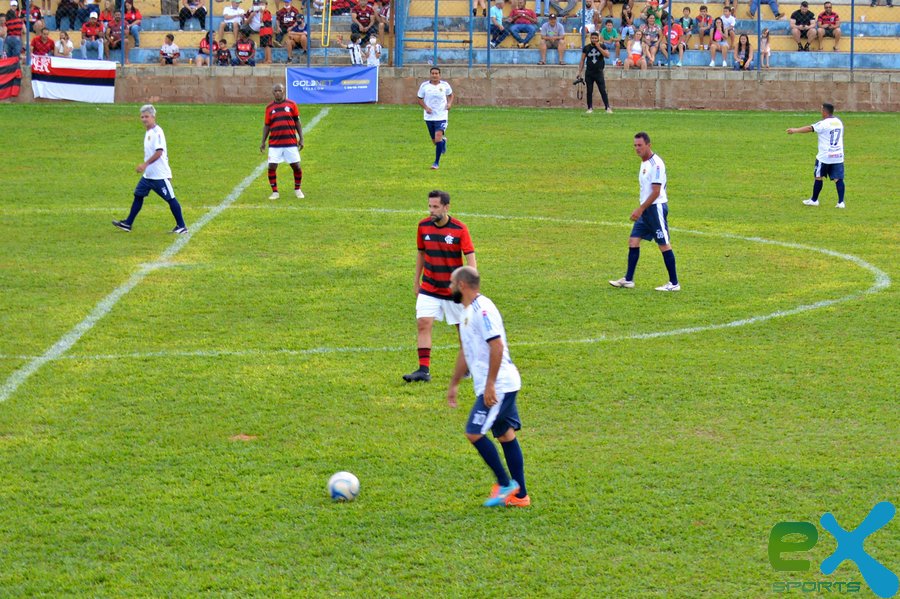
left=327, top=471, right=360, bottom=502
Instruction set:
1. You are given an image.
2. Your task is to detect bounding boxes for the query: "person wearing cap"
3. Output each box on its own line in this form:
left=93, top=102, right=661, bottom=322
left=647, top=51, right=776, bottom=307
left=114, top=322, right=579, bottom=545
left=178, top=0, right=207, bottom=31
left=538, top=13, right=566, bottom=65
left=55, top=0, right=79, bottom=32
left=3, top=5, right=24, bottom=60
left=77, top=0, right=102, bottom=29
left=274, top=0, right=300, bottom=45
left=80, top=11, right=104, bottom=59
left=284, top=10, right=307, bottom=62
left=218, top=0, right=245, bottom=45
left=790, top=1, right=817, bottom=51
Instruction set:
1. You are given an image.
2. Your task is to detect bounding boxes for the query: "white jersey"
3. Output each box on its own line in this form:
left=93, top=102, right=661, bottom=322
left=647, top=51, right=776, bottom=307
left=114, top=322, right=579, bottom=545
left=460, top=294, right=521, bottom=397
left=365, top=42, right=381, bottom=66
left=347, top=41, right=363, bottom=65
left=812, top=116, right=844, bottom=164
left=143, top=124, right=172, bottom=180
left=639, top=153, right=667, bottom=205
left=417, top=80, right=453, bottom=121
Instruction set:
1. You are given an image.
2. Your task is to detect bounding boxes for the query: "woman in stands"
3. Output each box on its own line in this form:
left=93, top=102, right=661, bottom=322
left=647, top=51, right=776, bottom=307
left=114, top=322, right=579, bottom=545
left=733, top=33, right=753, bottom=70
left=708, top=16, right=728, bottom=67
left=55, top=29, right=74, bottom=56
left=623, top=29, right=647, bottom=70
left=123, top=0, right=142, bottom=47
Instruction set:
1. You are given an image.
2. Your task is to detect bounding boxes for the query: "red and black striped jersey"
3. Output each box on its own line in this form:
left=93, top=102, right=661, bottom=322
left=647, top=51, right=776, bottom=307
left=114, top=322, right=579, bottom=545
left=5, top=16, right=25, bottom=37
left=264, top=100, right=300, bottom=147
left=417, top=216, right=475, bottom=298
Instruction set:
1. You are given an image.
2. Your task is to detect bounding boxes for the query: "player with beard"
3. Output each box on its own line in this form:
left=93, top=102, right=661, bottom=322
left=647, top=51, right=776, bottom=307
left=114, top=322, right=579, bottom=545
left=403, top=190, right=476, bottom=383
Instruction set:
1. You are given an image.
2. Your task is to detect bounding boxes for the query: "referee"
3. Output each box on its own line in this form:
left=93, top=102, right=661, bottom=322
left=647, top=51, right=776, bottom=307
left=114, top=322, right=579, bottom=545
left=577, top=31, right=612, bottom=114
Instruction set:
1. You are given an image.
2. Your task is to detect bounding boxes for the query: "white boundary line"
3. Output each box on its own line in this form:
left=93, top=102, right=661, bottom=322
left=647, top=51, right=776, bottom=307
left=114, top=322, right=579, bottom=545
left=0, top=108, right=330, bottom=403
left=0, top=207, right=890, bottom=366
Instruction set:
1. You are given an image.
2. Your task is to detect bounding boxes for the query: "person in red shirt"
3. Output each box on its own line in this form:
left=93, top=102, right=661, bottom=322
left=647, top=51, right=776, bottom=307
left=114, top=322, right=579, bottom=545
left=350, top=0, right=375, bottom=44
left=330, top=0, right=352, bottom=15
left=259, top=83, right=304, bottom=200
left=274, top=0, right=300, bottom=44
left=105, top=10, right=130, bottom=63
left=81, top=11, right=104, bottom=58
left=4, top=4, right=25, bottom=59
left=403, top=190, right=477, bottom=383
left=30, top=27, right=55, bottom=55
left=508, top=0, right=538, bottom=48
left=28, top=4, right=45, bottom=34
left=816, top=2, right=841, bottom=51
left=194, top=34, right=218, bottom=65
left=253, top=0, right=274, bottom=64
left=660, top=21, right=685, bottom=66
left=99, top=1, right=114, bottom=31
left=123, top=0, right=142, bottom=47
left=231, top=26, right=256, bottom=66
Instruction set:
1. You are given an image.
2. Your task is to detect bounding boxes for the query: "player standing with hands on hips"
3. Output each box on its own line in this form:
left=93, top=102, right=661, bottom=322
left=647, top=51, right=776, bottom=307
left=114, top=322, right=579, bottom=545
left=446, top=266, right=530, bottom=508
left=113, top=105, right=188, bottom=234
left=261, top=83, right=304, bottom=200
left=609, top=132, right=680, bottom=291
left=417, top=66, right=453, bottom=170
left=787, top=102, right=845, bottom=208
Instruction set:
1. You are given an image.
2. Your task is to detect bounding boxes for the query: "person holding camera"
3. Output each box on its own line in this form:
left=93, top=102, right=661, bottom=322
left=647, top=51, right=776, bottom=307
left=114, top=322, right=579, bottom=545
left=577, top=30, right=612, bottom=114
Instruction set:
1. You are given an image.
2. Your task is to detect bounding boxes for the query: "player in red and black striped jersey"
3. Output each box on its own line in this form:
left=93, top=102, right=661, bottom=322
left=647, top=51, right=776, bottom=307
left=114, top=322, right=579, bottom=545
left=260, top=83, right=304, bottom=200
left=403, top=190, right=477, bottom=383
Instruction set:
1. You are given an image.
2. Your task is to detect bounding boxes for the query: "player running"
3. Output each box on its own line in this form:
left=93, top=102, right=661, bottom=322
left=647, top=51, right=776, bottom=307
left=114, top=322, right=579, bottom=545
left=416, top=66, right=453, bottom=170
left=787, top=102, right=846, bottom=208
left=260, top=83, right=304, bottom=200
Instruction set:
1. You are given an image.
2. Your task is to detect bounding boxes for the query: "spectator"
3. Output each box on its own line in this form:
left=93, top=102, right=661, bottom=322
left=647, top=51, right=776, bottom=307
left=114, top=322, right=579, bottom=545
left=56, top=0, right=78, bottom=31
left=534, top=0, right=552, bottom=17
left=721, top=6, right=735, bottom=46
left=508, top=0, right=538, bottom=48
left=330, top=0, right=352, bottom=15
left=194, top=34, right=218, bottom=65
left=335, top=32, right=363, bottom=64
left=595, top=0, right=614, bottom=19
left=218, top=0, right=245, bottom=45
left=619, top=3, right=635, bottom=47
left=105, top=10, right=130, bottom=63
left=179, top=0, right=207, bottom=30
left=81, top=11, right=104, bottom=59
left=77, top=0, right=102, bottom=28
left=365, top=34, right=381, bottom=66
left=724, top=0, right=736, bottom=14
left=816, top=2, right=841, bottom=51
left=760, top=27, right=771, bottom=67
left=639, top=13, right=660, bottom=65
left=538, top=13, right=565, bottom=64
left=639, top=0, right=664, bottom=26
left=123, top=0, right=141, bottom=47
left=274, top=0, right=300, bottom=45
left=790, top=1, right=816, bottom=52
left=677, top=7, right=694, bottom=50
left=750, top=0, right=784, bottom=20
left=869, top=0, right=892, bottom=6
left=4, top=6, right=24, bottom=60
left=98, top=0, right=113, bottom=30
left=232, top=26, right=256, bottom=65
left=599, top=18, right=620, bottom=65
left=285, top=12, right=307, bottom=63
left=215, top=37, right=232, bottom=64
left=29, top=3, right=46, bottom=34
left=373, top=0, right=390, bottom=38
left=489, top=0, right=509, bottom=47
left=31, top=26, right=55, bottom=55
left=55, top=30, right=75, bottom=56
left=696, top=4, right=711, bottom=50
left=350, top=0, right=376, bottom=44
left=660, top=19, right=684, bottom=66
left=733, top=32, right=752, bottom=69
left=577, top=30, right=611, bottom=113
left=575, top=0, right=599, bottom=34
left=708, top=16, right=728, bottom=66
left=473, top=0, right=488, bottom=17
left=312, top=0, right=324, bottom=15
left=255, top=0, right=274, bottom=64
left=159, top=32, right=180, bottom=64
left=623, top=28, right=647, bottom=69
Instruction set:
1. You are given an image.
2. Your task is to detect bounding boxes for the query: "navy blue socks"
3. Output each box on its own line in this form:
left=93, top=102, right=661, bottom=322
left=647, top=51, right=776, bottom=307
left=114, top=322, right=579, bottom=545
left=500, top=438, right=527, bottom=498
left=836, top=180, right=845, bottom=204
left=472, top=436, right=510, bottom=487
left=812, top=179, right=824, bottom=201
left=662, top=249, right=678, bottom=286
left=125, top=196, right=144, bottom=225
left=625, top=247, right=640, bottom=281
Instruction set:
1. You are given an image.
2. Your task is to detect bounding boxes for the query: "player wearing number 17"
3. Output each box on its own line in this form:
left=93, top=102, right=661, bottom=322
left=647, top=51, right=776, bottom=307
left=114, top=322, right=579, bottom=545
left=787, top=102, right=845, bottom=208
left=260, top=83, right=305, bottom=200
left=417, top=66, right=453, bottom=170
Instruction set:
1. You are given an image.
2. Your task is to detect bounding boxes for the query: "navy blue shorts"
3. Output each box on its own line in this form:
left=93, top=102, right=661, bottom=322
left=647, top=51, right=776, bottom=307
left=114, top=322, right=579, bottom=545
left=425, top=120, right=448, bottom=140
left=465, top=390, right=521, bottom=438
left=134, top=177, right=176, bottom=201
left=814, top=160, right=844, bottom=180
left=630, top=202, right=671, bottom=245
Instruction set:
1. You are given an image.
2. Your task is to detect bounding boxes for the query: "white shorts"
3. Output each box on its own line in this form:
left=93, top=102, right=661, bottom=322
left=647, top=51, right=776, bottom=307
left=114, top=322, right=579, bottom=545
left=268, top=146, right=301, bottom=164
left=416, top=293, right=464, bottom=325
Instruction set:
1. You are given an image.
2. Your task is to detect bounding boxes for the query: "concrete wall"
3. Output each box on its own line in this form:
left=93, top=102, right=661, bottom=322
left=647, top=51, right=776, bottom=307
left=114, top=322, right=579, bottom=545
left=17, top=65, right=900, bottom=111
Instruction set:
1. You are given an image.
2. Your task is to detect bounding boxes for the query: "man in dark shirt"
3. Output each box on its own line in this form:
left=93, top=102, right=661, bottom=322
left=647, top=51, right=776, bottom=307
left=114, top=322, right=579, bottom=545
left=577, top=31, right=612, bottom=114
left=790, top=1, right=817, bottom=51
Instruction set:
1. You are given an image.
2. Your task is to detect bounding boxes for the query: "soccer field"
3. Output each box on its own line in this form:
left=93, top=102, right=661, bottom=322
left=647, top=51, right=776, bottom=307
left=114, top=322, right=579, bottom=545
left=0, top=103, right=897, bottom=597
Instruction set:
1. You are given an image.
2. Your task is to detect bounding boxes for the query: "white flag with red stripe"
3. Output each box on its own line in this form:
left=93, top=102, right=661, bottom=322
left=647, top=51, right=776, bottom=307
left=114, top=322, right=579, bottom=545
left=31, top=56, right=116, bottom=103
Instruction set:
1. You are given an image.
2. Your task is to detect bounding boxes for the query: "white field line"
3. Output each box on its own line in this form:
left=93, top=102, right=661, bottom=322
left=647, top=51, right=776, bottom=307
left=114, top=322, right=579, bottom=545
left=0, top=108, right=330, bottom=402
left=1, top=208, right=890, bottom=364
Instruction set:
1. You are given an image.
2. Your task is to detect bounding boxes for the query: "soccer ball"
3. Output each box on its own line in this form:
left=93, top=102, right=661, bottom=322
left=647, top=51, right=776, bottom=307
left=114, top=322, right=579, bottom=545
left=327, top=471, right=360, bottom=502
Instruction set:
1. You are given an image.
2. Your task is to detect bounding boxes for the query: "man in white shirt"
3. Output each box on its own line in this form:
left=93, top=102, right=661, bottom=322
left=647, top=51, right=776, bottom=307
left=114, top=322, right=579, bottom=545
left=113, top=105, right=187, bottom=234
left=217, top=0, right=245, bottom=44
left=610, top=131, right=680, bottom=291
left=788, top=102, right=846, bottom=208
left=447, top=266, right=530, bottom=508
left=364, top=35, right=381, bottom=66
left=416, top=66, right=453, bottom=170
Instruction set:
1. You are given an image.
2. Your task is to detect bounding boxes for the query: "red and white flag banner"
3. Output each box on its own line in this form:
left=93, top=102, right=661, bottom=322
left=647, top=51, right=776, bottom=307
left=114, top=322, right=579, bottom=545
left=31, top=56, right=116, bottom=104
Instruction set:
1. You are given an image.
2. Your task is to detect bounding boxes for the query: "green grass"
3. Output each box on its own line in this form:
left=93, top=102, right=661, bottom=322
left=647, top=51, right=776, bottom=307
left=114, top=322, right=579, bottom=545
left=0, top=103, right=897, bottom=597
